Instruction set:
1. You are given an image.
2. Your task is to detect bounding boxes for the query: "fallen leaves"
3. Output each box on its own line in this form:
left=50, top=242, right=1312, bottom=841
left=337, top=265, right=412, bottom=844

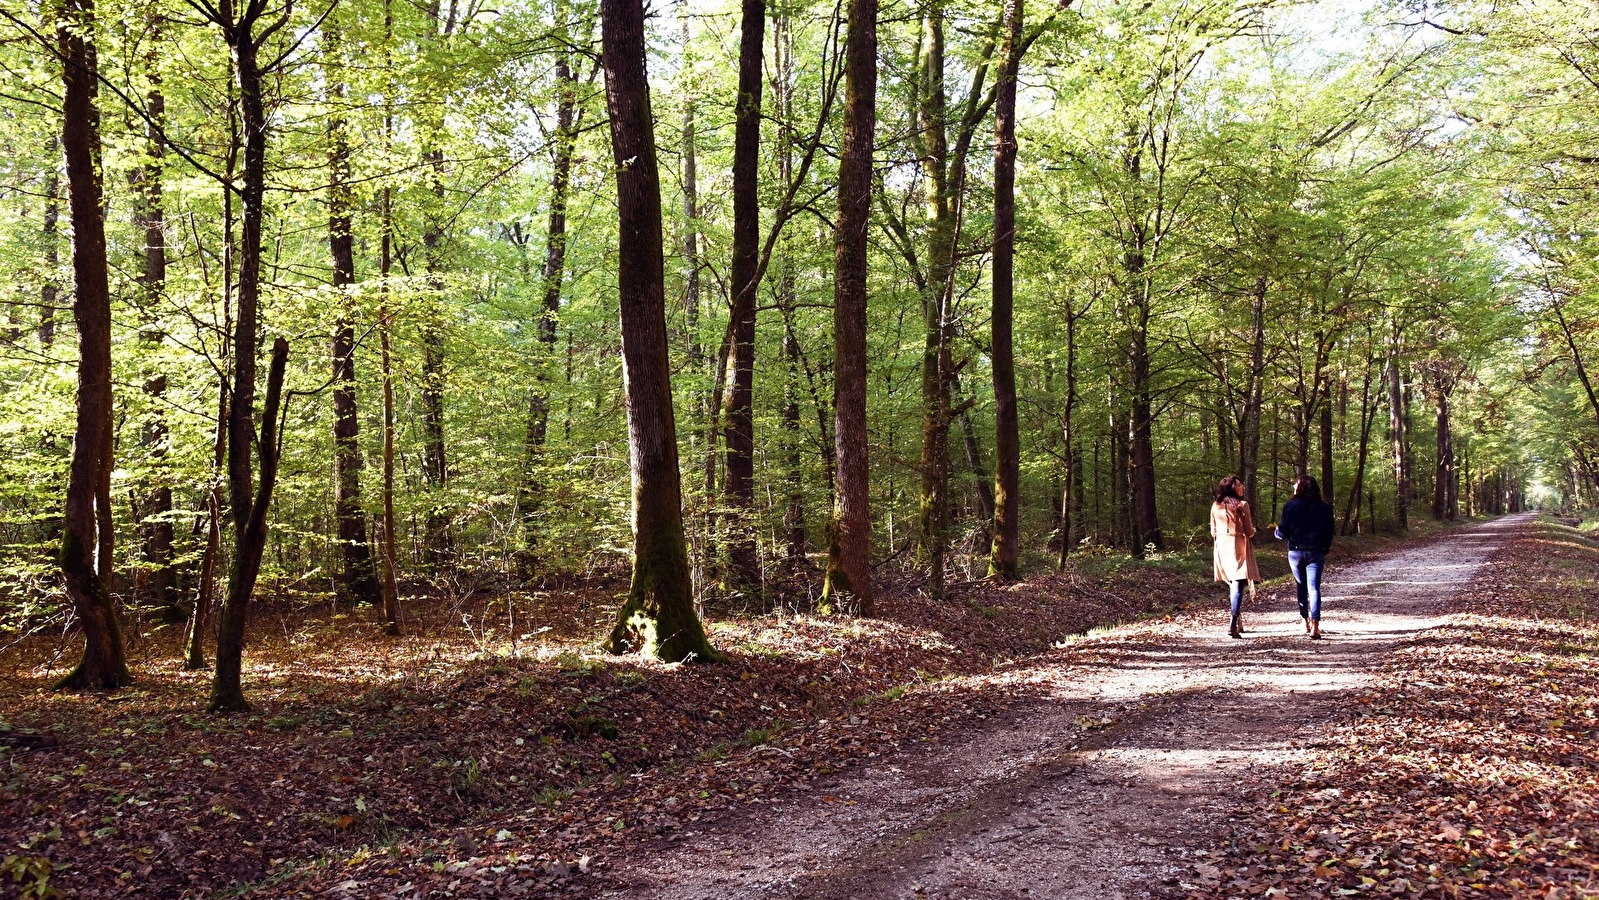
left=1189, top=518, right=1599, bottom=898
left=0, top=559, right=1214, bottom=898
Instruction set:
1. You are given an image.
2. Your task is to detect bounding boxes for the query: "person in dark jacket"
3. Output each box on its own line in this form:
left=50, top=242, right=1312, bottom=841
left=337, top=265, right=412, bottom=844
left=1275, top=474, right=1336, bottom=639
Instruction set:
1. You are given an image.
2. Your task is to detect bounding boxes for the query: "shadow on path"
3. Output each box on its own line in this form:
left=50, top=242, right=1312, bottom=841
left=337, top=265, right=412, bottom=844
left=593, top=514, right=1531, bottom=900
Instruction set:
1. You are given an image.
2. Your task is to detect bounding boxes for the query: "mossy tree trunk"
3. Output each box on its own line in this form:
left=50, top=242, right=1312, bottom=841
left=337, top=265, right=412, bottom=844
left=916, top=4, right=953, bottom=599
left=600, top=0, right=719, bottom=663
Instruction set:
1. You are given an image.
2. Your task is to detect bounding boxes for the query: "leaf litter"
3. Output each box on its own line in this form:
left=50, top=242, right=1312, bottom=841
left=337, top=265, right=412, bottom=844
left=1190, top=517, right=1599, bottom=899
left=0, top=557, right=1215, bottom=899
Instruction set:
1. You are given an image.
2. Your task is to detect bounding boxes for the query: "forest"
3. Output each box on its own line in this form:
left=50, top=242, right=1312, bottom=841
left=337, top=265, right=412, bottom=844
left=1, top=0, right=1597, bottom=894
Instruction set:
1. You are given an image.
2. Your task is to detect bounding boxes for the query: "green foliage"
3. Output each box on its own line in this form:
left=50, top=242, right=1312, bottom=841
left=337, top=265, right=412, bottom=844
left=0, top=0, right=1588, bottom=657
left=0, top=854, right=59, bottom=900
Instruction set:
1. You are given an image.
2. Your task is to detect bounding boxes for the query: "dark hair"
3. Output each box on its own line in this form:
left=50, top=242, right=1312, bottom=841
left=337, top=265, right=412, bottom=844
left=1214, top=475, right=1244, bottom=508
left=1293, top=474, right=1321, bottom=501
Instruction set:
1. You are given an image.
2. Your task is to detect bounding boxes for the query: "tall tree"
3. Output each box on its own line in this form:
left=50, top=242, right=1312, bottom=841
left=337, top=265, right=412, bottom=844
left=326, top=17, right=381, bottom=608
left=54, top=0, right=128, bottom=690
left=523, top=0, right=582, bottom=555
left=989, top=0, right=1023, bottom=580
left=600, top=0, right=718, bottom=662
left=40, top=153, right=60, bottom=347
left=377, top=0, right=401, bottom=634
left=418, top=2, right=463, bottom=569
left=207, top=0, right=293, bottom=712
left=722, top=0, right=767, bottom=599
left=822, top=0, right=878, bottom=614
left=135, top=11, right=176, bottom=621
left=1386, top=320, right=1409, bottom=531
left=916, top=3, right=954, bottom=597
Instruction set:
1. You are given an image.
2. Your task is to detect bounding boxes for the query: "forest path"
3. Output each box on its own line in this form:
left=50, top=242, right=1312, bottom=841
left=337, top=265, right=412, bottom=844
left=591, top=514, right=1527, bottom=900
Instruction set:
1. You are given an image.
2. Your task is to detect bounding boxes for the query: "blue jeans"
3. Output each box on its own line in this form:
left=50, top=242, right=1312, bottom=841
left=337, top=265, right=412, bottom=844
left=1289, top=550, right=1326, bottom=622
left=1228, top=579, right=1247, bottom=617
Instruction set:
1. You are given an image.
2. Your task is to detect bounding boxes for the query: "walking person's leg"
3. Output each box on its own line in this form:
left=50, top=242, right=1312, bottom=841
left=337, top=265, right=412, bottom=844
left=1228, top=578, right=1244, bottom=638
left=1306, top=552, right=1325, bottom=639
left=1289, top=550, right=1311, bottom=632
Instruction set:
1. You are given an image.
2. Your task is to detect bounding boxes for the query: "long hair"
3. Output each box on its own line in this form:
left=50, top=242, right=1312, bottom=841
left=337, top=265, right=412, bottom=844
left=1214, top=475, right=1244, bottom=509
left=1293, top=474, right=1321, bottom=502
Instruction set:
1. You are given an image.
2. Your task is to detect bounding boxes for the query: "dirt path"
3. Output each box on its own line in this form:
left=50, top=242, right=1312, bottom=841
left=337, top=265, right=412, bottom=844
left=592, top=515, right=1527, bottom=900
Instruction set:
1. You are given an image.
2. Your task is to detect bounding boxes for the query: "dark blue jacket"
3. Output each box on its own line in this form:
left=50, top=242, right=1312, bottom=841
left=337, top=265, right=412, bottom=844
left=1275, top=496, right=1336, bottom=552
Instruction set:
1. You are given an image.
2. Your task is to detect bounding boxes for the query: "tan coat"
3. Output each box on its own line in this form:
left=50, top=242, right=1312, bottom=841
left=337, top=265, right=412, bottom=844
left=1211, top=500, right=1261, bottom=583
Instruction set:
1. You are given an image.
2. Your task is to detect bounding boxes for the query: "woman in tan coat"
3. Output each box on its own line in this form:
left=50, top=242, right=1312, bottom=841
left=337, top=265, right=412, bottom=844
left=1211, top=475, right=1261, bottom=638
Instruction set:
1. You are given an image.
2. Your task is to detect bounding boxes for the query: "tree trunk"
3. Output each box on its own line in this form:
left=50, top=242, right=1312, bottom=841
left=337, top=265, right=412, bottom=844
left=957, top=392, right=994, bottom=536
left=600, top=0, right=719, bottom=662
left=186, top=114, right=239, bottom=672
left=1550, top=294, right=1599, bottom=431
left=721, top=0, right=766, bottom=599
left=417, top=2, right=456, bottom=570
left=823, top=0, right=878, bottom=614
left=988, top=0, right=1022, bottom=581
left=1320, top=378, right=1335, bottom=502
left=421, top=201, right=450, bottom=568
left=522, top=46, right=577, bottom=561
left=775, top=17, right=804, bottom=573
left=209, top=14, right=282, bottom=712
left=326, top=20, right=380, bottom=608
left=41, top=153, right=60, bottom=347
left=1386, top=328, right=1409, bottom=531
left=703, top=319, right=733, bottom=587
left=917, top=5, right=953, bottom=597
left=1239, top=275, right=1266, bottom=509
left=373, top=0, right=401, bottom=635
left=55, top=0, right=129, bottom=690
left=680, top=25, right=713, bottom=572
left=1128, top=316, right=1161, bottom=552
left=1118, top=139, right=1161, bottom=554
left=210, top=340, right=289, bottom=712
left=1058, top=293, right=1083, bottom=569
left=1432, top=370, right=1455, bottom=521
left=781, top=309, right=806, bottom=568
left=136, top=29, right=177, bottom=622
left=186, top=384, right=226, bottom=669
left=1107, top=397, right=1124, bottom=548
left=1341, top=350, right=1379, bottom=535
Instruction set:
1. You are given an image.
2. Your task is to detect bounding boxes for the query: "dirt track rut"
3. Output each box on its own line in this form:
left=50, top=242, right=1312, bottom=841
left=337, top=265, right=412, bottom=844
left=594, top=515, right=1526, bottom=900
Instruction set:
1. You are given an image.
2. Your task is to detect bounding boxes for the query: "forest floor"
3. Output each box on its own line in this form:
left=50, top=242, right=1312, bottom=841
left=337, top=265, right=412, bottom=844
left=2, top=515, right=1590, bottom=899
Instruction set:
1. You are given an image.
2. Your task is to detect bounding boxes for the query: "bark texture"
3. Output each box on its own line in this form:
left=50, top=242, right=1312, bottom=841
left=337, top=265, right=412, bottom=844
left=327, top=20, right=381, bottom=608
left=1386, top=327, right=1409, bottom=531
left=600, top=0, right=718, bottom=662
left=822, top=0, right=878, bottom=614
left=988, top=0, right=1022, bottom=580
left=210, top=340, right=289, bottom=712
left=136, top=22, right=176, bottom=621
left=209, top=7, right=286, bottom=711
left=523, top=13, right=578, bottom=553
left=917, top=5, right=953, bottom=598
left=55, top=0, right=129, bottom=690
left=721, top=0, right=766, bottom=599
